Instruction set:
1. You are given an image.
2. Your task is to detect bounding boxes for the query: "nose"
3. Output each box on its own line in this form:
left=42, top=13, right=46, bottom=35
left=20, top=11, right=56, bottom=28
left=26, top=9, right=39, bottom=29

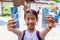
left=29, top=20, right=33, bottom=23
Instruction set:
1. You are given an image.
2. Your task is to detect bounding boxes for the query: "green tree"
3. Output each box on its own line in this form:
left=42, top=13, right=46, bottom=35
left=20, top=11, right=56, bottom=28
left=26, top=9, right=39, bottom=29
left=53, top=0, right=59, bottom=2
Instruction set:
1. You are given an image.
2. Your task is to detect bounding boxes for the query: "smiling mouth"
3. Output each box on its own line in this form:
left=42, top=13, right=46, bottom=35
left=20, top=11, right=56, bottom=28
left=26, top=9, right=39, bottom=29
left=27, top=23, right=35, bottom=27
left=29, top=24, right=34, bottom=27
left=29, top=25, right=33, bottom=26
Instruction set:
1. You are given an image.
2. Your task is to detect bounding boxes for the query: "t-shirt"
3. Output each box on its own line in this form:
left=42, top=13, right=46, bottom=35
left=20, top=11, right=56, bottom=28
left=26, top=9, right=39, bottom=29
left=18, top=30, right=44, bottom=40
left=23, top=30, right=39, bottom=40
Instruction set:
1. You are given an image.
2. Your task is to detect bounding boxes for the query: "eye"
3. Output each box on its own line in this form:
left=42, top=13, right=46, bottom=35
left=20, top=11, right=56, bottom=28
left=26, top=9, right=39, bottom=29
left=27, top=18, right=30, bottom=21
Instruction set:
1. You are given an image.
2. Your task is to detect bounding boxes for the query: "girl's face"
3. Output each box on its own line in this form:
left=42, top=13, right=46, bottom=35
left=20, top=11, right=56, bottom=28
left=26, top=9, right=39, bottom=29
left=25, top=13, right=38, bottom=30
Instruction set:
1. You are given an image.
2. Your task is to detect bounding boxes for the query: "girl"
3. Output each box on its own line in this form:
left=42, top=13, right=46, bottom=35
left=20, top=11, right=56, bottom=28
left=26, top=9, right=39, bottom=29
left=7, top=9, right=55, bottom=40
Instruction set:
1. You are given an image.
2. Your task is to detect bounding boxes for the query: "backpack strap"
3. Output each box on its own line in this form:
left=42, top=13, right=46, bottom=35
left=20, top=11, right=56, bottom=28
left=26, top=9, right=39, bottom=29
left=36, top=31, right=42, bottom=40
left=22, top=30, right=26, bottom=40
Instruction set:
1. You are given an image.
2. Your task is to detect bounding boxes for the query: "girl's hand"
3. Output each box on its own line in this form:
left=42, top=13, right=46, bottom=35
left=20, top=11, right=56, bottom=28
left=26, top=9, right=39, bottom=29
left=40, top=14, right=55, bottom=39
left=46, top=14, right=55, bottom=28
left=7, top=19, right=16, bottom=31
left=7, top=19, right=22, bottom=38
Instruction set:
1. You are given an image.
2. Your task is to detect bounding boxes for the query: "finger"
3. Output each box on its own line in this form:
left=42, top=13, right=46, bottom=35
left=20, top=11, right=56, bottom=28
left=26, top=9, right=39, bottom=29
left=46, top=15, right=54, bottom=21
left=7, top=19, right=15, bottom=25
left=47, top=14, right=54, bottom=18
left=7, top=24, right=16, bottom=28
left=46, top=17, right=54, bottom=21
left=47, top=15, right=53, bottom=19
left=47, top=16, right=55, bottom=21
left=48, top=18, right=55, bottom=23
left=7, top=21, right=16, bottom=26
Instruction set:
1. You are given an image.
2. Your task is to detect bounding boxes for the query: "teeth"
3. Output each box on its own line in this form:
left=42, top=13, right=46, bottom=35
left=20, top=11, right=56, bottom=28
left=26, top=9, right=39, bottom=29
left=29, top=25, right=32, bottom=27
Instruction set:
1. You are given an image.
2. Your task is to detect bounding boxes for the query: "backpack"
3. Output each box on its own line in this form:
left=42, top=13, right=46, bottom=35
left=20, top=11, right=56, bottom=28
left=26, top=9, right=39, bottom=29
left=21, top=30, right=42, bottom=40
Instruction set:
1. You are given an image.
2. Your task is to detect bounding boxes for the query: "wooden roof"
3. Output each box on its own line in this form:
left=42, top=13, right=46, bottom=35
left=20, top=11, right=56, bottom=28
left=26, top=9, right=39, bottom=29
left=0, top=0, right=24, bottom=7
left=13, top=0, right=24, bottom=7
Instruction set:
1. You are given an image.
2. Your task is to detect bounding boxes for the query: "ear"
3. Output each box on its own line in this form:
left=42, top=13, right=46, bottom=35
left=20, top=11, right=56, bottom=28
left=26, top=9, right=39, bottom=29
left=24, top=17, right=26, bottom=22
left=24, top=17, right=25, bottom=20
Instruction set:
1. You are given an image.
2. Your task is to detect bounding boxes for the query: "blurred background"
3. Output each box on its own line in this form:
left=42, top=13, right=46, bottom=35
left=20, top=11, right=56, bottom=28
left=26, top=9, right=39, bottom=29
left=0, top=0, right=60, bottom=40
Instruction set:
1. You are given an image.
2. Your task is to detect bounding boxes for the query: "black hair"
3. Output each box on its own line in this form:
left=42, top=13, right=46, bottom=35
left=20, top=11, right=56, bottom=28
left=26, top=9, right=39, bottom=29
left=24, top=9, right=38, bottom=20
